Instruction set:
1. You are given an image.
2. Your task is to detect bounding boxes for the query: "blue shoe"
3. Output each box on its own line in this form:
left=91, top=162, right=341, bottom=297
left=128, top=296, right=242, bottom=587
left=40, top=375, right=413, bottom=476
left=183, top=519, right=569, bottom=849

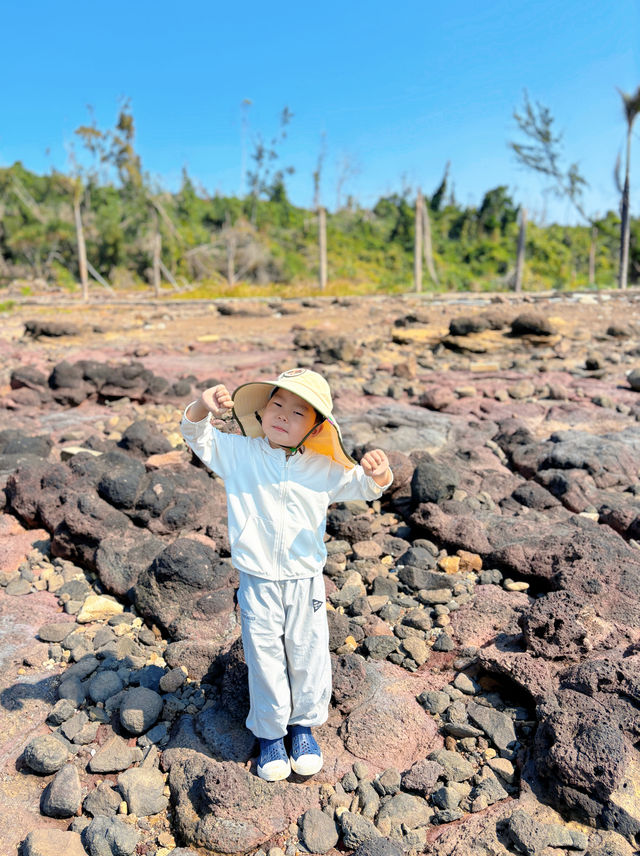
left=257, top=737, right=291, bottom=782
left=289, top=725, right=323, bottom=776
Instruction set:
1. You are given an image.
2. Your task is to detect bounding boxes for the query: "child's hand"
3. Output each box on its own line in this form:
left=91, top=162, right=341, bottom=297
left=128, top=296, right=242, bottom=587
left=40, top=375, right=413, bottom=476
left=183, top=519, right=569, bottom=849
left=201, top=384, right=233, bottom=416
left=361, top=449, right=390, bottom=481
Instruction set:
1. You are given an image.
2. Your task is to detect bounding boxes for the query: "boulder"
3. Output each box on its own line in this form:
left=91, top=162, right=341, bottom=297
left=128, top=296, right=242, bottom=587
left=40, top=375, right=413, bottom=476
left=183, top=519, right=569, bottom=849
left=133, top=538, right=237, bottom=641
left=169, top=754, right=319, bottom=852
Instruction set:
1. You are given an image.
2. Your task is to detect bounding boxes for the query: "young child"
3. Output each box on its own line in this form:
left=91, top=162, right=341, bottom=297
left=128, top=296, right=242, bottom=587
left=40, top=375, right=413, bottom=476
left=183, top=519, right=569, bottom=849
left=181, top=368, right=393, bottom=781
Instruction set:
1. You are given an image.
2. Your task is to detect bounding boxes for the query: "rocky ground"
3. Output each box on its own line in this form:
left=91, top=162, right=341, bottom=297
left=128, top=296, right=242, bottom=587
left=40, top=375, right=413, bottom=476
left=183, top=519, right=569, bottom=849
left=1, top=289, right=640, bottom=856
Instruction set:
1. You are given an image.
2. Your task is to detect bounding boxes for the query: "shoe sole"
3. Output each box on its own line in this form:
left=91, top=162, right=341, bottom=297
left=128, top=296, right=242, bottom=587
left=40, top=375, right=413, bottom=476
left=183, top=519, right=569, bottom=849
left=290, top=752, right=323, bottom=776
left=257, top=759, right=291, bottom=781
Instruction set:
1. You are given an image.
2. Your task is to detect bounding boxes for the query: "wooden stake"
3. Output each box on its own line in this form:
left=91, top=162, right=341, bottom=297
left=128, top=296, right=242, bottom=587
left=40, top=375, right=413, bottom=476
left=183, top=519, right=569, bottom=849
left=422, top=196, right=439, bottom=285
left=73, top=189, right=89, bottom=303
left=318, top=206, right=327, bottom=290
left=514, top=208, right=527, bottom=292
left=588, top=226, right=597, bottom=285
left=414, top=190, right=423, bottom=292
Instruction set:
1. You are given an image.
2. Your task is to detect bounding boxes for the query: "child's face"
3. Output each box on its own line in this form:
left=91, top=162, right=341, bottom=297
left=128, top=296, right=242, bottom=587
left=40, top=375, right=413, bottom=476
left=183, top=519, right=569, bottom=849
left=261, top=387, right=320, bottom=451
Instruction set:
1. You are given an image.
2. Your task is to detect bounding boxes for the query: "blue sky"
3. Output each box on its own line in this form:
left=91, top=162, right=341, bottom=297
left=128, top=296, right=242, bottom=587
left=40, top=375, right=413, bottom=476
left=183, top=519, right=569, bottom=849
left=2, top=0, right=639, bottom=223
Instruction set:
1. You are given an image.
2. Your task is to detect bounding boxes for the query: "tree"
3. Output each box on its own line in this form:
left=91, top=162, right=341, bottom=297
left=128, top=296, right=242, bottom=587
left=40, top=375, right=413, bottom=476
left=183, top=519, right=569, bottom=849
left=246, top=107, right=295, bottom=224
left=335, top=152, right=360, bottom=211
left=616, top=85, right=640, bottom=290
left=509, top=91, right=598, bottom=284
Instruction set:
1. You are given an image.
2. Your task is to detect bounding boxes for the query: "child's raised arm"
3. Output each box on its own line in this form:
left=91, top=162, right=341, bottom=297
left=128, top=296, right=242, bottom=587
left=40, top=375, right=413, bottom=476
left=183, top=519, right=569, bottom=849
left=361, top=449, right=392, bottom=488
left=185, top=384, right=233, bottom=422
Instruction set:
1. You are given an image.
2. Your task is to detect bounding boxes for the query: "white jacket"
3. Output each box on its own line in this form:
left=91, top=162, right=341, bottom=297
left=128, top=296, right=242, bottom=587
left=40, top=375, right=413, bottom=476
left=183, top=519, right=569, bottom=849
left=181, top=403, right=393, bottom=580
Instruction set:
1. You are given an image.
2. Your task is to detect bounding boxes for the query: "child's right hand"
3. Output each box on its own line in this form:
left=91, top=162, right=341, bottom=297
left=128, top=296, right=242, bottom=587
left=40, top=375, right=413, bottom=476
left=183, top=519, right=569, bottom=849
left=201, top=384, right=233, bottom=416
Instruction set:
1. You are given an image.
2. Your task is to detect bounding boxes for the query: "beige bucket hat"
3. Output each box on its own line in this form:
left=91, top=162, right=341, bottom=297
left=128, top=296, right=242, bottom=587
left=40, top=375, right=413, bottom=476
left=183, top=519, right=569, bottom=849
left=232, top=368, right=356, bottom=468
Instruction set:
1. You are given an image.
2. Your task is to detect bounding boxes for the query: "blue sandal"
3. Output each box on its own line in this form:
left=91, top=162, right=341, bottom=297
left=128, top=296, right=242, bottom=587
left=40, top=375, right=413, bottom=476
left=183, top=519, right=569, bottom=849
left=289, top=725, right=323, bottom=776
left=257, top=737, right=291, bottom=781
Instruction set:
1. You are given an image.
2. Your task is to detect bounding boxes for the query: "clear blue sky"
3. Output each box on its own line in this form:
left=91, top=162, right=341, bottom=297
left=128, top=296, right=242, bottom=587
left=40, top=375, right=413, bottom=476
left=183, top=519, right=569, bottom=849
left=2, top=0, right=639, bottom=223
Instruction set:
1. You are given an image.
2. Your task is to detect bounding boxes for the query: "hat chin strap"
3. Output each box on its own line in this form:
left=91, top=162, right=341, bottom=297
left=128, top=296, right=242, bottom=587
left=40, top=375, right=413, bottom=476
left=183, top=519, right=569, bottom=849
left=255, top=410, right=325, bottom=456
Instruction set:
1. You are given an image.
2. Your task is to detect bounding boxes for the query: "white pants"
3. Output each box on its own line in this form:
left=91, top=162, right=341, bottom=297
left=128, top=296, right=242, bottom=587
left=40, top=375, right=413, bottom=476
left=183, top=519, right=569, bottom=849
left=237, top=572, right=332, bottom=740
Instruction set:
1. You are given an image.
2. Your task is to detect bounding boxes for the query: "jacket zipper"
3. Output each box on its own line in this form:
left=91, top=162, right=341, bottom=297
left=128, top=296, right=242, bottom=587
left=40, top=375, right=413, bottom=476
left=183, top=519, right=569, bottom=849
left=274, top=454, right=290, bottom=580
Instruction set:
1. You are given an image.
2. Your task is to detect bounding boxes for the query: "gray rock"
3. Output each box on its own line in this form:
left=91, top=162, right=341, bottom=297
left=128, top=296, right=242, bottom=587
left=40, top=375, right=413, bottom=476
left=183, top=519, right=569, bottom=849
left=6, top=577, right=32, bottom=595
left=59, top=710, right=88, bottom=741
left=37, top=621, right=75, bottom=643
left=21, top=829, right=86, bottom=856
left=627, top=368, right=640, bottom=391
left=353, top=761, right=370, bottom=780
left=40, top=763, right=82, bottom=818
left=351, top=838, right=404, bottom=856
left=472, top=769, right=508, bottom=806
left=453, top=673, right=481, bottom=695
left=89, top=670, right=124, bottom=704
left=363, top=636, right=398, bottom=660
left=375, top=768, right=401, bottom=796
left=83, top=816, right=140, bottom=856
left=418, top=690, right=450, bottom=715
left=65, top=655, right=100, bottom=682
left=340, top=811, right=381, bottom=849
left=159, top=667, right=186, bottom=693
left=430, top=748, right=475, bottom=783
left=83, top=781, right=122, bottom=817
left=508, top=808, right=552, bottom=856
left=376, top=793, right=432, bottom=836
left=432, top=632, right=455, bottom=652
left=467, top=701, right=517, bottom=751
left=57, top=677, right=87, bottom=706
left=300, top=807, right=339, bottom=854
left=117, top=766, right=168, bottom=817
left=411, top=459, right=459, bottom=505
left=88, top=735, right=143, bottom=773
left=47, top=698, right=77, bottom=726
left=432, top=785, right=463, bottom=810
left=357, top=781, right=380, bottom=819
left=141, top=722, right=169, bottom=746
left=342, top=770, right=359, bottom=792
left=23, top=734, right=69, bottom=774
left=119, top=686, right=163, bottom=734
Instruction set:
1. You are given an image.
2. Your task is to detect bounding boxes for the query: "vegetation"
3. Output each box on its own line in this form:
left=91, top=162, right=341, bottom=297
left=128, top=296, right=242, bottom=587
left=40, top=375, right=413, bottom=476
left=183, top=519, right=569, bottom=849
left=0, top=104, right=637, bottom=297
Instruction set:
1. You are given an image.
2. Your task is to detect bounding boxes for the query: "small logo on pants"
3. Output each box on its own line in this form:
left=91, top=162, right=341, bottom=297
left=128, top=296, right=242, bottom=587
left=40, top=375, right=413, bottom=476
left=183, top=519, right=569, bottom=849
left=312, top=599, right=324, bottom=613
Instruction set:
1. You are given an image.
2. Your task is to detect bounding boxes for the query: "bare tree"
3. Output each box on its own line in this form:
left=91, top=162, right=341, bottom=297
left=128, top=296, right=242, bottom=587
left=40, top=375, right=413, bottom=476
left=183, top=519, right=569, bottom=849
left=335, top=153, right=360, bottom=211
left=509, top=91, right=597, bottom=284
left=616, top=85, right=640, bottom=290
left=313, top=135, right=328, bottom=291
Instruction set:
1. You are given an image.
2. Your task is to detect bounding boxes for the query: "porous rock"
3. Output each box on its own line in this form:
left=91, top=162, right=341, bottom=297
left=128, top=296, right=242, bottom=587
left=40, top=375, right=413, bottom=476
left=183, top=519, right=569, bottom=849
left=169, top=754, right=319, bottom=852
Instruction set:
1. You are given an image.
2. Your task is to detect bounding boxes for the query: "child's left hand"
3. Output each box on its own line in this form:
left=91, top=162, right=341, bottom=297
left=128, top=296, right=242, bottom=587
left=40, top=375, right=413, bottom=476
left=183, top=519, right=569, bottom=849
left=361, top=449, right=390, bottom=480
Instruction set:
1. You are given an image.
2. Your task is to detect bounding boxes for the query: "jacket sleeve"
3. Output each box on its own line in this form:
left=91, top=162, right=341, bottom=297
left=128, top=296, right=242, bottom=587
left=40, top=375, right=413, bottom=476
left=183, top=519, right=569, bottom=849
left=180, top=400, right=236, bottom=480
left=329, top=463, right=394, bottom=504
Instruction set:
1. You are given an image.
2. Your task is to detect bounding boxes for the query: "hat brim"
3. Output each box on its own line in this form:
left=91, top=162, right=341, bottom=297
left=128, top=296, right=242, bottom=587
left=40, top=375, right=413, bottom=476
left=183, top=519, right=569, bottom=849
left=232, top=380, right=356, bottom=469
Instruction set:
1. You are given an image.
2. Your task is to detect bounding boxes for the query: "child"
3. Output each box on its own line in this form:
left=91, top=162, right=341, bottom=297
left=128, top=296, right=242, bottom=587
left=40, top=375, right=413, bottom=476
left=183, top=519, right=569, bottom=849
left=181, top=368, right=393, bottom=781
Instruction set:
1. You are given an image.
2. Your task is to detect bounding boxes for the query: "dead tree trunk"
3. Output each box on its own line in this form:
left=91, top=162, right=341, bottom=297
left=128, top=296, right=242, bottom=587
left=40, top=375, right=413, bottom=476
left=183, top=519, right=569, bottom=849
left=414, top=190, right=423, bottom=292
left=152, top=231, right=161, bottom=297
left=73, top=190, right=89, bottom=302
left=588, top=226, right=597, bottom=286
left=318, top=206, right=327, bottom=290
left=514, top=208, right=527, bottom=293
left=422, top=196, right=439, bottom=285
